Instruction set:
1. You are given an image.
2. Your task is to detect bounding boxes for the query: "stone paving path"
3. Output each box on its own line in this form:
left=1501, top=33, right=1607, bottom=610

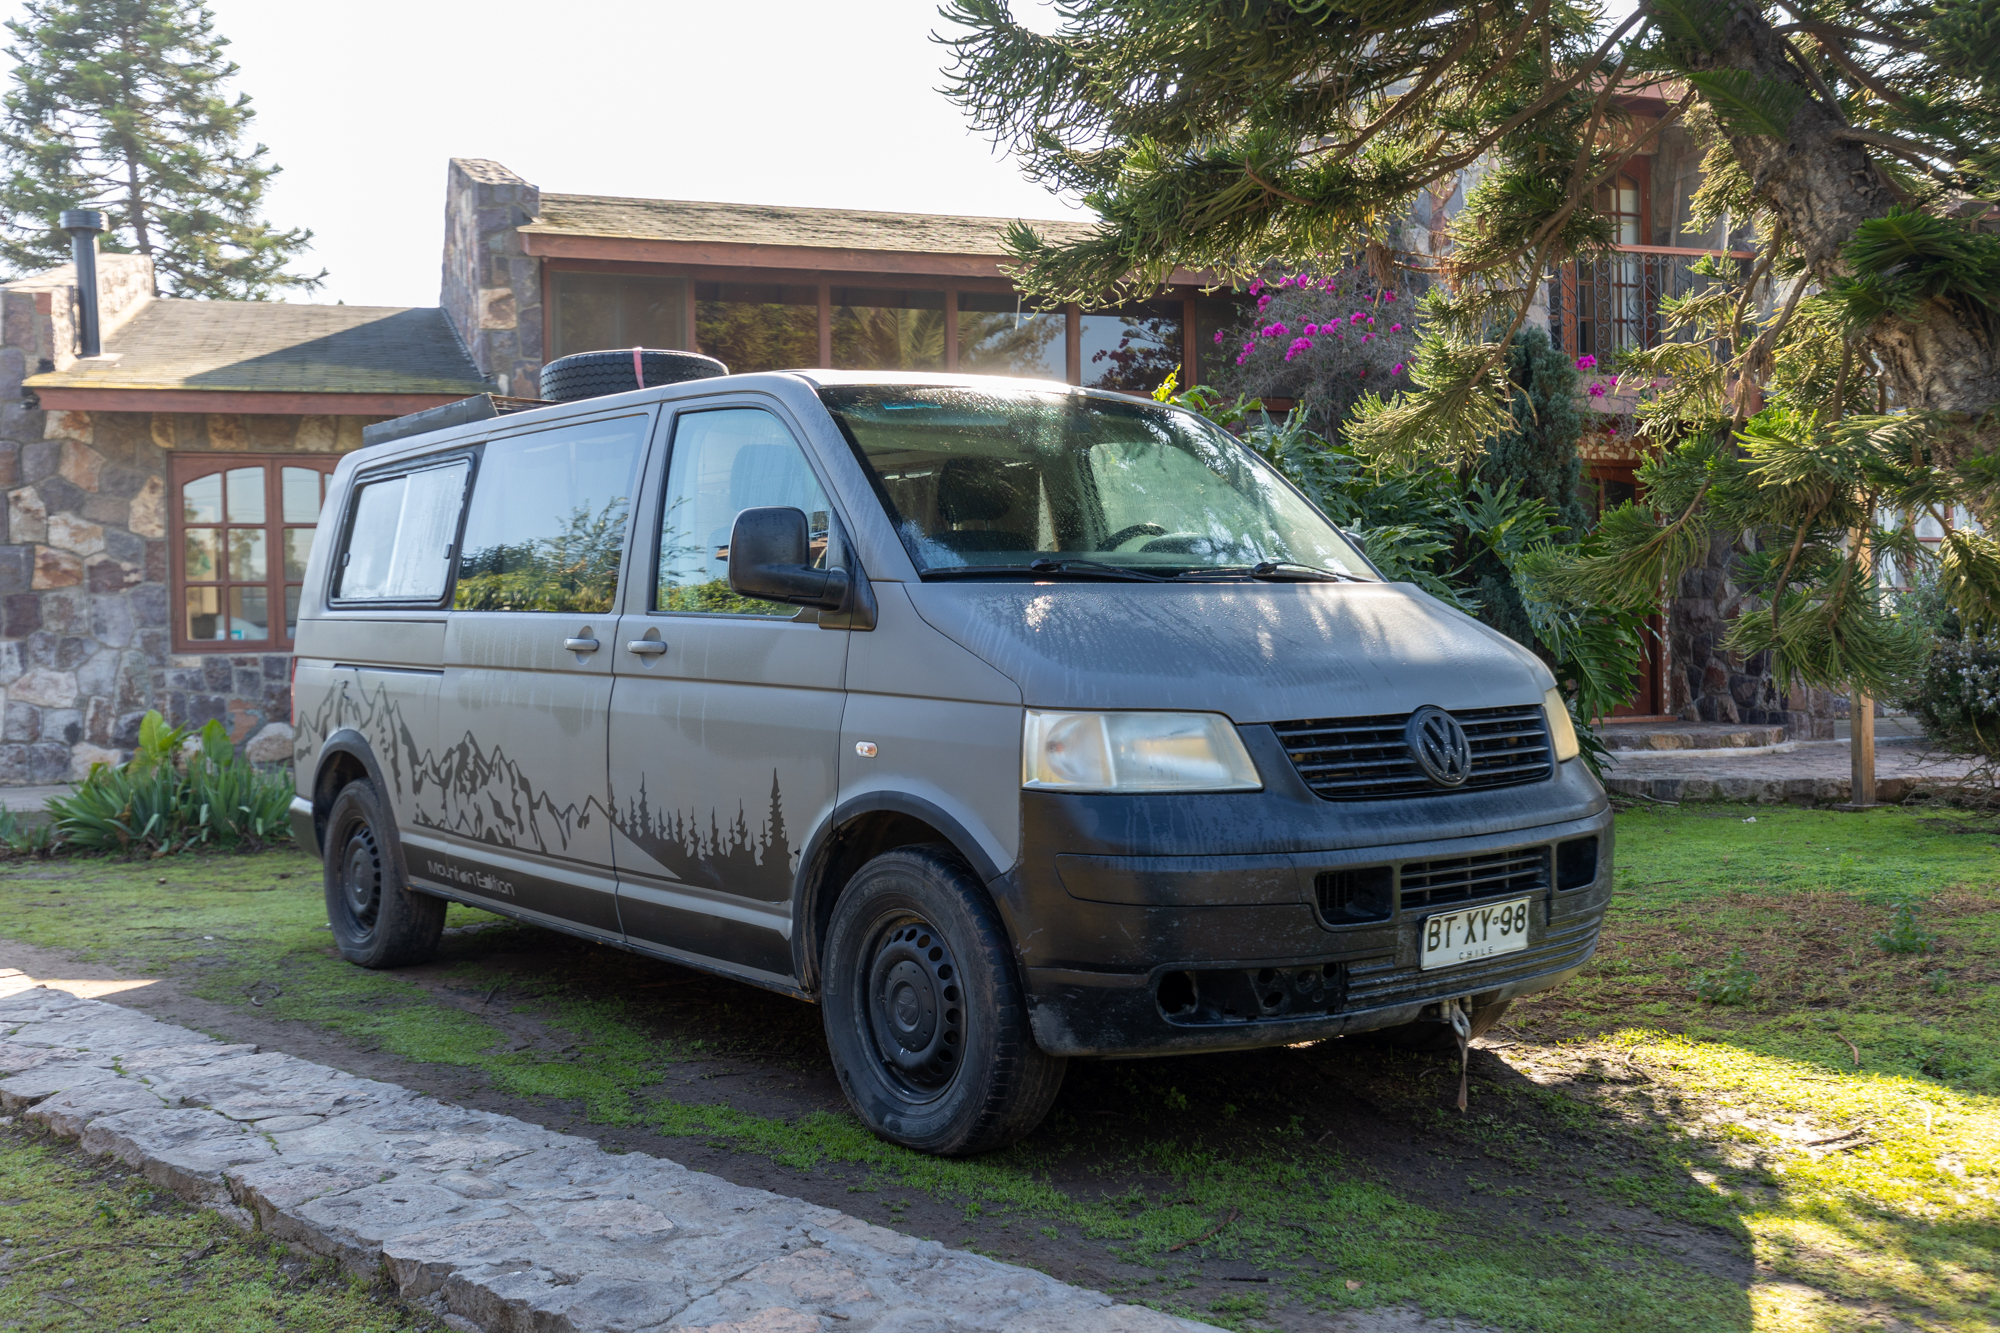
left=0, top=983, right=1219, bottom=1333
left=1603, top=735, right=1981, bottom=804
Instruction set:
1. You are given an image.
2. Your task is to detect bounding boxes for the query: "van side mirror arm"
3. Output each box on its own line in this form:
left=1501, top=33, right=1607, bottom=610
left=727, top=507, right=858, bottom=616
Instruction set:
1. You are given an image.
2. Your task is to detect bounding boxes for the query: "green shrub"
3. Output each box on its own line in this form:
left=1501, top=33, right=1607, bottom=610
left=47, top=712, right=294, bottom=856
left=1875, top=900, right=1940, bottom=955
left=0, top=807, right=58, bottom=858
left=1895, top=580, right=2000, bottom=758
left=1689, top=949, right=1758, bottom=1006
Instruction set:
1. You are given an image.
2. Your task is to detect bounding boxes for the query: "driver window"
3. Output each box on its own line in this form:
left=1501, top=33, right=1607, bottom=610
left=657, top=408, right=833, bottom=616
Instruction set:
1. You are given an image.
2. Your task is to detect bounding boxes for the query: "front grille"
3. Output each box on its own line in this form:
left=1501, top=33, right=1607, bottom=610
left=1273, top=704, right=1553, bottom=801
left=1399, top=847, right=1551, bottom=910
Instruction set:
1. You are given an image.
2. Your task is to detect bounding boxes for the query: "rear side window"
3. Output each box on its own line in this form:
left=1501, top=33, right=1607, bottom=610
left=335, top=459, right=469, bottom=602
left=454, top=416, right=647, bottom=613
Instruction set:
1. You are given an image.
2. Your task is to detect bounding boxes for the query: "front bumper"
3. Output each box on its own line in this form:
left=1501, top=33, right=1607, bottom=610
left=995, top=725, right=1613, bottom=1057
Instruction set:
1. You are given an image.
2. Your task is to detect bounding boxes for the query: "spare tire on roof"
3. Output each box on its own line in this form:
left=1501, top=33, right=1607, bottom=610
left=538, top=349, right=729, bottom=403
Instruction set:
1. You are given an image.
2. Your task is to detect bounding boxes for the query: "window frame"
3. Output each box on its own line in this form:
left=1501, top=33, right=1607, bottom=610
left=324, top=447, right=482, bottom=612
left=169, top=452, right=340, bottom=654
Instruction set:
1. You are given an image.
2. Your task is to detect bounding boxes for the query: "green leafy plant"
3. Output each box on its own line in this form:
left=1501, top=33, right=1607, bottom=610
left=1875, top=901, right=1940, bottom=956
left=1689, top=948, right=1758, bottom=1006
left=0, top=807, right=59, bottom=859
left=47, top=712, right=294, bottom=856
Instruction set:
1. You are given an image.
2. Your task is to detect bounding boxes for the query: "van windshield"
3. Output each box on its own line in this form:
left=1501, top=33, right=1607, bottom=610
left=817, top=385, right=1373, bottom=581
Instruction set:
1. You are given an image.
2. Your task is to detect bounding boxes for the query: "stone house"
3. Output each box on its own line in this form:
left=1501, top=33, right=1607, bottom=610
left=1, top=252, right=486, bottom=784
left=0, top=142, right=1819, bottom=787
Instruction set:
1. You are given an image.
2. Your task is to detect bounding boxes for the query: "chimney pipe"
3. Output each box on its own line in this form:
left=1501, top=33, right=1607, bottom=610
left=60, top=209, right=105, bottom=359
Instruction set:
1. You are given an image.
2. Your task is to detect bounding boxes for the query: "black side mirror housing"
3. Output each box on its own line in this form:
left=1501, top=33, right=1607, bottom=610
left=727, top=507, right=850, bottom=610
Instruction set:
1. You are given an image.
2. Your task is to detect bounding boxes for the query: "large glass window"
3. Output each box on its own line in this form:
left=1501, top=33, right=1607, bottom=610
left=958, top=291, right=1066, bottom=380
left=695, top=282, right=819, bottom=374
left=832, top=288, right=944, bottom=371
left=335, top=460, right=469, bottom=603
left=453, top=417, right=648, bottom=613
left=1078, top=298, right=1183, bottom=394
left=656, top=408, right=832, bottom=617
left=550, top=272, right=688, bottom=358
left=173, top=456, right=335, bottom=649
left=1191, top=294, right=1252, bottom=388
left=819, top=385, right=1371, bottom=579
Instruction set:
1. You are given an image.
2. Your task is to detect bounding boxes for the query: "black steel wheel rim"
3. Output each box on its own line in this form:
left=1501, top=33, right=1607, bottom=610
left=337, top=817, right=383, bottom=937
left=859, top=913, right=964, bottom=1100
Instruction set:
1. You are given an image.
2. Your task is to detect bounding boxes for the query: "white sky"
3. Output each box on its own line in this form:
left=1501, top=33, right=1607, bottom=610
left=0, top=0, right=1080, bottom=308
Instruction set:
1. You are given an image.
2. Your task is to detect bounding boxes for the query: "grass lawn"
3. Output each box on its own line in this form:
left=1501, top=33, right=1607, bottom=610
left=0, top=1116, right=438, bottom=1331
left=0, top=801, right=1993, bottom=1332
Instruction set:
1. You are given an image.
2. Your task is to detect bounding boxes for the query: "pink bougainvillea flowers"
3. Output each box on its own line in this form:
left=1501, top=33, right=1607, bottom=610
left=1349, top=312, right=1365, bottom=325
left=1303, top=322, right=1319, bottom=336
left=1390, top=323, right=1402, bottom=333
left=1392, top=363, right=1405, bottom=374
left=1576, top=354, right=1598, bottom=370
left=1588, top=382, right=1607, bottom=397
left=1213, top=329, right=1226, bottom=344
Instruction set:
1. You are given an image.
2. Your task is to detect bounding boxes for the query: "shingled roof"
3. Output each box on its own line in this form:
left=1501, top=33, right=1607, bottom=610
left=24, top=299, right=489, bottom=396
left=523, top=193, right=1099, bottom=256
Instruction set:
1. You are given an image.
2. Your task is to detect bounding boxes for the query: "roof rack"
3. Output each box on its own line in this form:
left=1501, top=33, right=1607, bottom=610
left=361, top=393, right=553, bottom=449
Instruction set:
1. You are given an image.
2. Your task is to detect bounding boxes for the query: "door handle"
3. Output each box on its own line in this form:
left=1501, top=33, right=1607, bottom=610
left=626, top=639, right=667, bottom=656
left=563, top=637, right=600, bottom=653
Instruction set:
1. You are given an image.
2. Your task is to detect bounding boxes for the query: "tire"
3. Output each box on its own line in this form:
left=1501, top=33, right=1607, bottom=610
left=538, top=349, right=729, bottom=403
left=1361, top=998, right=1513, bottom=1053
left=820, top=846, right=1066, bottom=1156
left=322, top=779, right=446, bottom=969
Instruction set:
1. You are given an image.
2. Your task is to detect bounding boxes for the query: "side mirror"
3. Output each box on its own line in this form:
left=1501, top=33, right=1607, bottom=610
left=727, top=507, right=849, bottom=610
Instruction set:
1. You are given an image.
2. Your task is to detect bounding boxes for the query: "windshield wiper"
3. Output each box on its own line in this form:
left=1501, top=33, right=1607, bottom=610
left=923, top=560, right=1169, bottom=583
left=1174, top=562, right=1361, bottom=583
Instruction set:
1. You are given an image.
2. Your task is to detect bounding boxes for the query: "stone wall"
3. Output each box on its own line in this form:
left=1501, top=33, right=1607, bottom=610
left=441, top=158, right=542, bottom=398
left=0, top=405, right=371, bottom=782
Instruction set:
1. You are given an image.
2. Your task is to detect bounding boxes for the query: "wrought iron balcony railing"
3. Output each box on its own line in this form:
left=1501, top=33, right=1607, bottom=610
left=1547, top=245, right=1757, bottom=368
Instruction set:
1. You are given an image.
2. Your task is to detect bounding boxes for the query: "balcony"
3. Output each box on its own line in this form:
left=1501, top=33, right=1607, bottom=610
left=1548, top=245, right=1758, bottom=368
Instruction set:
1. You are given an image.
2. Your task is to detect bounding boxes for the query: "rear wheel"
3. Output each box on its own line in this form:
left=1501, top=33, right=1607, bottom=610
left=322, top=779, right=445, bottom=969
left=1362, top=998, right=1513, bottom=1053
left=821, top=846, right=1065, bottom=1156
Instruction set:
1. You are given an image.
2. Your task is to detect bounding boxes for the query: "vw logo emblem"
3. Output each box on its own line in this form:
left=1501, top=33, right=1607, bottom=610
left=1406, top=706, right=1472, bottom=787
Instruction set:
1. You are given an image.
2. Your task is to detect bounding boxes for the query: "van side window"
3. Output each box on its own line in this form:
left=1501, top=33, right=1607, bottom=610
left=454, top=417, right=647, bottom=613
left=657, top=408, right=832, bottom=616
left=336, top=459, right=469, bottom=602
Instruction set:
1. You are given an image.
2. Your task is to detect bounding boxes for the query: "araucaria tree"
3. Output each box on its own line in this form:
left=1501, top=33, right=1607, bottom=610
left=0, top=0, right=322, bottom=299
left=941, top=0, right=2000, bottom=706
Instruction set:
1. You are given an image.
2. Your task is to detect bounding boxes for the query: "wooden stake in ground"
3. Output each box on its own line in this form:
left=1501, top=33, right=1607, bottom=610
left=1843, top=519, right=1878, bottom=810
left=1851, top=691, right=1876, bottom=808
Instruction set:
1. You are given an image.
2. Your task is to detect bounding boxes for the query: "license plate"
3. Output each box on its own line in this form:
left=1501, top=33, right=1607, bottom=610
left=1420, top=897, right=1533, bottom=970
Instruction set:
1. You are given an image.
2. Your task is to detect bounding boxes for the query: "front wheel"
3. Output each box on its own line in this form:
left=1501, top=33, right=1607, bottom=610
left=323, top=779, right=445, bottom=969
left=821, top=846, right=1065, bottom=1156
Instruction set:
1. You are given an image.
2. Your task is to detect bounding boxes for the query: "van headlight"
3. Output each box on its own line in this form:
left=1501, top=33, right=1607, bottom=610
left=1543, top=688, right=1581, bottom=763
left=1022, top=710, right=1262, bottom=793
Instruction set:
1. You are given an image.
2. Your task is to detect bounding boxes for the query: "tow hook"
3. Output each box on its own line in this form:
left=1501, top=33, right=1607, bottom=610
left=1450, top=998, right=1473, bottom=1113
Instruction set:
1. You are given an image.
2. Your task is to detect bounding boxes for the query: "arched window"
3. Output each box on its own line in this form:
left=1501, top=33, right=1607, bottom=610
left=172, top=456, right=336, bottom=650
